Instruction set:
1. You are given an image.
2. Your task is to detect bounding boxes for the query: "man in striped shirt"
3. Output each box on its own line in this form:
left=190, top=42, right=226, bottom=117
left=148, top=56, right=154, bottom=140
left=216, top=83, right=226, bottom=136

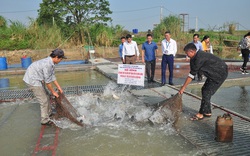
left=23, top=49, right=66, bottom=125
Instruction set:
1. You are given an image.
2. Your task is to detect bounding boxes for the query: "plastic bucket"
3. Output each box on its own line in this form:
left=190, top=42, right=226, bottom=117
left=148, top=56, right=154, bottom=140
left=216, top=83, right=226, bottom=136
left=0, top=78, right=9, bottom=88
left=0, top=57, right=8, bottom=70
left=21, top=57, right=32, bottom=69
left=133, top=29, right=138, bottom=34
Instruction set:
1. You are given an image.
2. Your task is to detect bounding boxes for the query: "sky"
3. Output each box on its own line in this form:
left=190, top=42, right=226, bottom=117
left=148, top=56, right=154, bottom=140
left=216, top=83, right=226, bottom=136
left=0, top=0, right=249, bottom=32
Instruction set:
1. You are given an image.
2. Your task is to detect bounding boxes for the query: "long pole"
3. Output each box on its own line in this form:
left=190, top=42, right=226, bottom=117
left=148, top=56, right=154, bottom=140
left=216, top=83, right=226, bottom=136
left=160, top=6, right=163, bottom=22
left=195, top=16, right=198, bottom=32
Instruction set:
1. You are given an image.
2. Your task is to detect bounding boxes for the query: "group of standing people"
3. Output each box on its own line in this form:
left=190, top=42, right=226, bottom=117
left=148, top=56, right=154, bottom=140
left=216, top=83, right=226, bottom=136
left=119, top=31, right=177, bottom=86
left=119, top=31, right=214, bottom=85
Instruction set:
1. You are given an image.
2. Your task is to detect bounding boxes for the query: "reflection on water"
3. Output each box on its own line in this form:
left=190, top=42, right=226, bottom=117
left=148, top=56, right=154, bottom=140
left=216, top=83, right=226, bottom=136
left=187, top=81, right=250, bottom=117
left=0, top=70, right=110, bottom=90
left=238, top=86, right=249, bottom=112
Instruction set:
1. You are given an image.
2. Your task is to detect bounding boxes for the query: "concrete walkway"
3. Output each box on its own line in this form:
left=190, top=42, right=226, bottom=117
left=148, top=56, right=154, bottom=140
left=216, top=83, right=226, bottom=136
left=1, top=58, right=250, bottom=155
left=96, top=60, right=250, bottom=156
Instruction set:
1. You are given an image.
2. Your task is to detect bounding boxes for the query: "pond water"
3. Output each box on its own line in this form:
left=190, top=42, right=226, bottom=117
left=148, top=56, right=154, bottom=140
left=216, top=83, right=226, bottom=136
left=0, top=82, right=201, bottom=156
left=0, top=70, right=110, bottom=90
left=1, top=69, right=249, bottom=155
left=186, top=79, right=250, bottom=117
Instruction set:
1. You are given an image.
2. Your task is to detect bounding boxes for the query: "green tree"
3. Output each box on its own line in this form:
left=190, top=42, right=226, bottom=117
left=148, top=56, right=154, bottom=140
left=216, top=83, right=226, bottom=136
left=0, top=16, right=7, bottom=29
left=153, top=15, right=182, bottom=39
left=37, top=0, right=65, bottom=26
left=37, top=0, right=112, bottom=43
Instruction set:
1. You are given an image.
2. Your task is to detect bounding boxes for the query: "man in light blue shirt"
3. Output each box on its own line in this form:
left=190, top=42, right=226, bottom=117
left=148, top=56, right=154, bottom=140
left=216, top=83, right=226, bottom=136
left=191, top=34, right=203, bottom=81
left=118, top=36, right=126, bottom=62
left=142, top=34, right=158, bottom=83
left=23, top=49, right=66, bottom=125
left=192, top=34, right=203, bottom=51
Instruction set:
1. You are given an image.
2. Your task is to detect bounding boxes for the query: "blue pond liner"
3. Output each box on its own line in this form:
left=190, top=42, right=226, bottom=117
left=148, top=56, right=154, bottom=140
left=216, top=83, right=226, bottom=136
left=58, top=60, right=86, bottom=65
left=8, top=64, right=22, bottom=68
left=7, top=60, right=87, bottom=69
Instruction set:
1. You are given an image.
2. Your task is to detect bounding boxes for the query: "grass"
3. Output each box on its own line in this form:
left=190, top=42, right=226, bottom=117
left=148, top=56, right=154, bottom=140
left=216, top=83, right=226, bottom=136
left=0, top=15, right=248, bottom=60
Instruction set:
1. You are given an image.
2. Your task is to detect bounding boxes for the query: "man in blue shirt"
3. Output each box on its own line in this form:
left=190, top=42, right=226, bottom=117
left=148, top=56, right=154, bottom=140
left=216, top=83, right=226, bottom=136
left=142, top=34, right=158, bottom=83
left=118, top=36, right=126, bottom=62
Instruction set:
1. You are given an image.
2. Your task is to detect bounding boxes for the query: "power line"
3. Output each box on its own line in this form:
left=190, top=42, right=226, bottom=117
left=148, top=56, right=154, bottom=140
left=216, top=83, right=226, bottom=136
left=112, top=6, right=160, bottom=13
left=162, top=6, right=175, bottom=15
left=113, top=14, right=159, bottom=23
left=0, top=9, right=37, bottom=14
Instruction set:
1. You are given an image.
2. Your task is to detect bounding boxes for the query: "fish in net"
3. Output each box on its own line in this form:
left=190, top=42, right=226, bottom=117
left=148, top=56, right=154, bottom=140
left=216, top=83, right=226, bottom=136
left=148, top=93, right=182, bottom=125
left=52, top=92, right=84, bottom=127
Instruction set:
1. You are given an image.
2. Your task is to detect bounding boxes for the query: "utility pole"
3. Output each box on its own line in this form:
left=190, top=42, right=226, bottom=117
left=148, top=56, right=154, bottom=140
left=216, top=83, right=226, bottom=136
left=52, top=16, right=55, bottom=25
left=195, top=16, right=198, bottom=32
left=160, top=6, right=163, bottom=22
left=179, top=13, right=189, bottom=32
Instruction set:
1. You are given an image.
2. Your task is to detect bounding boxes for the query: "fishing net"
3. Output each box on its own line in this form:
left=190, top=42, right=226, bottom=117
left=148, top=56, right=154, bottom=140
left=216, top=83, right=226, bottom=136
left=51, top=92, right=84, bottom=127
left=148, top=93, right=182, bottom=124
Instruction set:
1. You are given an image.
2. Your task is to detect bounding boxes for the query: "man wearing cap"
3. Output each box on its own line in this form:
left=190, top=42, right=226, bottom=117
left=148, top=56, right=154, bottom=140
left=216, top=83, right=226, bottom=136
left=23, top=49, right=66, bottom=125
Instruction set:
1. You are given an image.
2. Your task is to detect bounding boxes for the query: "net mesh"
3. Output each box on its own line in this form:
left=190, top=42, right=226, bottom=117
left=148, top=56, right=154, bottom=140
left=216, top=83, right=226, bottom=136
left=160, top=93, right=182, bottom=123
left=0, top=85, right=105, bottom=101
left=52, top=92, right=84, bottom=127
left=149, top=93, right=182, bottom=124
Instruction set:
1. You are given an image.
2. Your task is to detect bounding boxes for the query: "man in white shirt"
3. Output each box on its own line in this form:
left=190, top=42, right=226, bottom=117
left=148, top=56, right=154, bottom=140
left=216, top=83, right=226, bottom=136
left=161, top=31, right=177, bottom=86
left=122, top=34, right=140, bottom=64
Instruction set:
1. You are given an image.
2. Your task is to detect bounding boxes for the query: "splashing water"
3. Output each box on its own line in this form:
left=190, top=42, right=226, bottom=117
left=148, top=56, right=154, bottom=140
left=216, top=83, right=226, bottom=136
left=52, top=81, right=177, bottom=132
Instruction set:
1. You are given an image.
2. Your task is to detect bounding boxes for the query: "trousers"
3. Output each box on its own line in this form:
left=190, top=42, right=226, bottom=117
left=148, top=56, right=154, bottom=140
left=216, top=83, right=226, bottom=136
left=145, top=59, right=156, bottom=81
left=199, top=76, right=227, bottom=114
left=161, top=54, right=174, bottom=84
left=125, top=55, right=136, bottom=64
left=28, top=84, right=51, bottom=124
left=241, top=49, right=250, bottom=69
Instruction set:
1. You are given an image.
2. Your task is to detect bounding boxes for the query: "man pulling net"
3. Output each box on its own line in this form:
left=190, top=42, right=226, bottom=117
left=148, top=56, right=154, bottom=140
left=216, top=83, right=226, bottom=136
left=23, top=49, right=83, bottom=127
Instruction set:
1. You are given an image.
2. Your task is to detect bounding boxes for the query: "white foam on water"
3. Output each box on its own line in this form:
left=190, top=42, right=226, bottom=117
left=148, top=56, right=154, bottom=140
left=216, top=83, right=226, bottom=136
left=53, top=81, right=177, bottom=133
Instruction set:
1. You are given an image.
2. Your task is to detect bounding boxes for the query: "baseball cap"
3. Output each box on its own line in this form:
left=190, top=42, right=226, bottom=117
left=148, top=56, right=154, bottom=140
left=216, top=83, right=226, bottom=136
left=52, top=49, right=67, bottom=59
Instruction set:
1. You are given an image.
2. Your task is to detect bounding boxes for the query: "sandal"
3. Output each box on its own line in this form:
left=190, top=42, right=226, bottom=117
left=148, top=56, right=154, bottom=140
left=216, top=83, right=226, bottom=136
left=41, top=121, right=54, bottom=126
left=190, top=115, right=204, bottom=121
left=203, top=114, right=212, bottom=118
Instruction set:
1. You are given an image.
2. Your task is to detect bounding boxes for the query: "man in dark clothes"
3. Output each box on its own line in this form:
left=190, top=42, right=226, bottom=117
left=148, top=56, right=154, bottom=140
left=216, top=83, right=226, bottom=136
left=179, top=43, right=228, bottom=120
